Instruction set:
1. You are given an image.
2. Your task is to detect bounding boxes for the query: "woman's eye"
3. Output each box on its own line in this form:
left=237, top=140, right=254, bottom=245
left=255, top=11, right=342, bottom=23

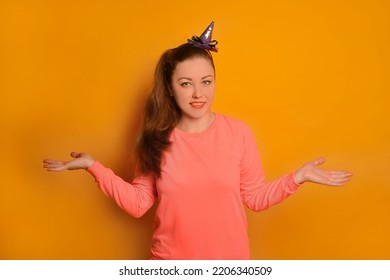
left=203, top=80, right=211, bottom=85
left=181, top=82, right=191, bottom=87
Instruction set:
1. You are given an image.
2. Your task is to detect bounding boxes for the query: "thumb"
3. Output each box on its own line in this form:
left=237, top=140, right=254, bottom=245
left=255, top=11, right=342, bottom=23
left=70, top=151, right=83, bottom=158
left=313, top=157, right=326, bottom=166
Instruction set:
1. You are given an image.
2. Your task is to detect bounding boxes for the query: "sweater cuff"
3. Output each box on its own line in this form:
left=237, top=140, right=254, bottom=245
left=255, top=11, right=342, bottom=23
left=288, top=171, right=304, bottom=192
left=87, top=161, right=108, bottom=181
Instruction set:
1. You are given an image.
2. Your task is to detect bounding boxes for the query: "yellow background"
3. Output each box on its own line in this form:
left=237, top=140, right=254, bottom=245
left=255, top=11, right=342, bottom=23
left=1, top=0, right=389, bottom=259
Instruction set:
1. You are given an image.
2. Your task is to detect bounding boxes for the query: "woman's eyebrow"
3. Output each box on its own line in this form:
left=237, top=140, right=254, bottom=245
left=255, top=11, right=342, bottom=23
left=178, top=75, right=214, bottom=81
left=178, top=77, right=192, bottom=81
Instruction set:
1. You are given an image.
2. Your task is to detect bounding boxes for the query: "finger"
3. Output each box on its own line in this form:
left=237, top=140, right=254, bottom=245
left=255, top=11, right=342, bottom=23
left=43, top=162, right=66, bottom=171
left=331, top=180, right=350, bottom=186
left=332, top=175, right=351, bottom=182
left=323, top=179, right=346, bottom=187
left=330, top=170, right=353, bottom=176
left=43, top=159, right=61, bottom=164
left=329, top=173, right=353, bottom=180
left=43, top=161, right=62, bottom=167
left=46, top=166, right=66, bottom=172
left=328, top=182, right=345, bottom=187
left=328, top=175, right=352, bottom=186
left=43, top=163, right=64, bottom=170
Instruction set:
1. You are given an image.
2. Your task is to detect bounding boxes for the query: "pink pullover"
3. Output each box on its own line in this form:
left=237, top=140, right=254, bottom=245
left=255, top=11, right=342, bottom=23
left=87, top=113, right=302, bottom=259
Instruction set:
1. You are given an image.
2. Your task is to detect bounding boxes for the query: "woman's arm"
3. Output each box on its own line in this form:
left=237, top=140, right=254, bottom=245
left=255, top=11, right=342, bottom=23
left=238, top=126, right=352, bottom=212
left=43, top=152, right=156, bottom=218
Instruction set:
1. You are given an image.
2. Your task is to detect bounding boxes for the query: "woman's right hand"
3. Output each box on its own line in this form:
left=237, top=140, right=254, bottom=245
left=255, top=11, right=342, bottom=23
left=43, top=152, right=96, bottom=172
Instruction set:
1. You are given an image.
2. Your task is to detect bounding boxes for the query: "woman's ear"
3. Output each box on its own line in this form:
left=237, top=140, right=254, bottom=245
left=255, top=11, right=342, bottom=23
left=168, top=86, right=174, bottom=97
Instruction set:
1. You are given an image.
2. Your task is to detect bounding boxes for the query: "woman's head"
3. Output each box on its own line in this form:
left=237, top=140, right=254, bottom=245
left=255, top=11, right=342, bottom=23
left=136, top=43, right=216, bottom=177
left=169, top=45, right=216, bottom=128
left=159, top=43, right=215, bottom=93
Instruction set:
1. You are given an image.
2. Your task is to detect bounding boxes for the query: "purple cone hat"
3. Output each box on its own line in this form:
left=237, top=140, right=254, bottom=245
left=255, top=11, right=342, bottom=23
left=188, top=21, right=218, bottom=52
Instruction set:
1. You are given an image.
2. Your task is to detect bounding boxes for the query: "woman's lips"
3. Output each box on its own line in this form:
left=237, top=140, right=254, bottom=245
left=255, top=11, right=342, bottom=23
left=190, top=102, right=206, bottom=109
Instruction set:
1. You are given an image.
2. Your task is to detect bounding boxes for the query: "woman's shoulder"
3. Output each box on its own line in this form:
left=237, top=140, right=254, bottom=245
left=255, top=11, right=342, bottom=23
left=216, top=113, right=251, bottom=129
left=215, top=113, right=252, bottom=135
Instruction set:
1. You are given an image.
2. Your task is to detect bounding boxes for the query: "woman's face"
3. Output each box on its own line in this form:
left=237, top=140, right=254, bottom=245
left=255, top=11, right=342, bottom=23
left=171, top=57, right=215, bottom=124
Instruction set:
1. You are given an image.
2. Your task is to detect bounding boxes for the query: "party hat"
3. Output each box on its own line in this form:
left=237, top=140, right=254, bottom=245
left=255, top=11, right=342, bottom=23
left=188, top=21, right=218, bottom=52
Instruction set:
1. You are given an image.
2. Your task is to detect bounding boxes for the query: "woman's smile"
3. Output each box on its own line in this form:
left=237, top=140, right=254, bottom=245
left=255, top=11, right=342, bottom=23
left=190, top=101, right=206, bottom=109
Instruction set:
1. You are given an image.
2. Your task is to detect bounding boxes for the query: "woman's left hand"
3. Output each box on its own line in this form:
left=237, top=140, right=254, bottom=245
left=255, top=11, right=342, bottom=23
left=294, top=158, right=353, bottom=186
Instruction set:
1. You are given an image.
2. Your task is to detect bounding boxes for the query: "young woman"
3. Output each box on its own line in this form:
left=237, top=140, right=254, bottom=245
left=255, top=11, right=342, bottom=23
left=43, top=24, right=352, bottom=260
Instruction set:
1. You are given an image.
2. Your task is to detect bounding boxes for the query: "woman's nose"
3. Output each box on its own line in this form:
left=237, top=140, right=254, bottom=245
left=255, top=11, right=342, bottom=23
left=192, top=85, right=202, bottom=98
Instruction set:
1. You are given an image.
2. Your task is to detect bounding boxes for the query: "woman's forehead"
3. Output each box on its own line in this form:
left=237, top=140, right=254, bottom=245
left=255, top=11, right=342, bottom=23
left=173, top=57, right=214, bottom=77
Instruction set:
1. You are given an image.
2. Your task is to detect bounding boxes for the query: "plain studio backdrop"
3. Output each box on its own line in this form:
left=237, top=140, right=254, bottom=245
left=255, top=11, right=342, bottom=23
left=0, top=0, right=389, bottom=259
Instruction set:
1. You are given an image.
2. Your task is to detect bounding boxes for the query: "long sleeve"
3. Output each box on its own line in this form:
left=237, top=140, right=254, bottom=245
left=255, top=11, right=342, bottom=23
left=239, top=124, right=303, bottom=212
left=87, top=161, right=157, bottom=218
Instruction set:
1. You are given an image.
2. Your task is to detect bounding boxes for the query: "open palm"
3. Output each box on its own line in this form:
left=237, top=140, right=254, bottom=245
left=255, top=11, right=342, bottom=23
left=43, top=152, right=95, bottom=172
left=294, top=158, right=352, bottom=186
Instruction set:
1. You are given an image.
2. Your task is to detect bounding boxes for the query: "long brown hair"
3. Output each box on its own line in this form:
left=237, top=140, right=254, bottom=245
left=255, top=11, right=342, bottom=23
left=135, top=43, right=215, bottom=178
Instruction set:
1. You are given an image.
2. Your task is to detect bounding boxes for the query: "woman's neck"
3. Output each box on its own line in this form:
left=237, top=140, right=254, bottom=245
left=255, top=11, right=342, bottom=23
left=176, top=112, right=215, bottom=134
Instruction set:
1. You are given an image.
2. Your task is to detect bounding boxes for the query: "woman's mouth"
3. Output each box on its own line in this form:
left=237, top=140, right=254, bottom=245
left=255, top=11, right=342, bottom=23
left=190, top=102, right=206, bottom=109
